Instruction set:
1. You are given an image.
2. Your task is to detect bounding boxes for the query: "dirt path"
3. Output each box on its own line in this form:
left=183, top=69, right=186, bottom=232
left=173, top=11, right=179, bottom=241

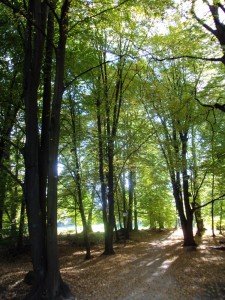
left=1, top=230, right=225, bottom=299
left=63, top=230, right=225, bottom=300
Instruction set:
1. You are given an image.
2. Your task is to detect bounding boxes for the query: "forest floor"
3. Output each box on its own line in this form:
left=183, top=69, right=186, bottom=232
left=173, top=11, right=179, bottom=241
left=0, top=229, right=225, bottom=300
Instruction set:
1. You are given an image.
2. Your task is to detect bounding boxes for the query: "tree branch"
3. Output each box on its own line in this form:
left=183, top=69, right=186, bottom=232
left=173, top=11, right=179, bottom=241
left=218, top=3, right=225, bottom=14
left=0, top=163, right=24, bottom=188
left=68, top=0, right=131, bottom=33
left=192, top=169, right=208, bottom=203
left=150, top=54, right=223, bottom=63
left=192, top=12, right=216, bottom=36
left=193, top=193, right=225, bottom=212
left=195, top=97, right=225, bottom=113
left=64, top=58, right=119, bottom=90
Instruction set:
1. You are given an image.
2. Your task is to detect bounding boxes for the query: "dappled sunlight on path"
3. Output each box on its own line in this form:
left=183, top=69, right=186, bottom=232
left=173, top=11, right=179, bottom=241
left=62, top=229, right=225, bottom=300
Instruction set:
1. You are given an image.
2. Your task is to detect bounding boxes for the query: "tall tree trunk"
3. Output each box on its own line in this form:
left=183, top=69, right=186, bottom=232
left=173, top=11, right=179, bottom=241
left=211, top=130, right=216, bottom=237
left=211, top=200, right=215, bottom=237
left=10, top=188, right=18, bottom=243
left=77, top=192, right=91, bottom=259
left=133, top=173, right=138, bottom=231
left=24, top=2, right=47, bottom=296
left=74, top=196, right=78, bottom=235
left=164, top=124, right=196, bottom=247
left=127, top=170, right=134, bottom=232
left=96, top=83, right=108, bottom=251
left=121, top=173, right=127, bottom=230
left=39, top=2, right=54, bottom=242
left=180, top=132, right=196, bottom=246
left=172, top=172, right=196, bottom=246
left=17, top=197, right=26, bottom=250
left=46, top=1, right=74, bottom=298
left=10, top=136, right=21, bottom=243
left=191, top=127, right=204, bottom=236
left=105, top=139, right=115, bottom=254
left=87, top=186, right=95, bottom=233
left=219, top=202, right=223, bottom=234
left=116, top=188, right=122, bottom=230
left=70, top=100, right=91, bottom=259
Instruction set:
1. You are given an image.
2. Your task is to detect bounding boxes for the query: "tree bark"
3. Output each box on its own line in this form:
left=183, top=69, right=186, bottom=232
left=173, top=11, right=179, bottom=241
left=39, top=2, right=54, bottom=241
left=23, top=2, right=47, bottom=295
left=132, top=170, right=138, bottom=231
left=21, top=1, right=74, bottom=298
left=46, top=1, right=74, bottom=298
left=17, top=197, right=26, bottom=250
left=127, top=170, right=134, bottom=232
left=96, top=72, right=108, bottom=252
left=69, top=97, right=91, bottom=259
left=105, top=139, right=116, bottom=254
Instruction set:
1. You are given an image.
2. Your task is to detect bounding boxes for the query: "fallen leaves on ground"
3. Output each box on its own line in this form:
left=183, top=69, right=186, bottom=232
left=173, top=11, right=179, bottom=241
left=0, top=229, right=225, bottom=299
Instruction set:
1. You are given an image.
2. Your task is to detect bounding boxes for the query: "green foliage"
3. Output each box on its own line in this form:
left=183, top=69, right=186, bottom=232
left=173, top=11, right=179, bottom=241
left=1, top=0, right=225, bottom=244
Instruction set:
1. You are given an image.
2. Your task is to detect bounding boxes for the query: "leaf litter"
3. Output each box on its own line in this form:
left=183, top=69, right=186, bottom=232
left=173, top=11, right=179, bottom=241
left=0, top=229, right=225, bottom=299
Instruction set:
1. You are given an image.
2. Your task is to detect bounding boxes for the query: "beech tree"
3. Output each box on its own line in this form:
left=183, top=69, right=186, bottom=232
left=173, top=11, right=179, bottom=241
left=1, top=0, right=74, bottom=298
left=139, top=57, right=210, bottom=245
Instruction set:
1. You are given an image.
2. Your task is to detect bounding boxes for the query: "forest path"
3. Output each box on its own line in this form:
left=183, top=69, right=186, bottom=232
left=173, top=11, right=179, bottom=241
left=1, top=229, right=225, bottom=299
left=60, top=229, right=225, bottom=300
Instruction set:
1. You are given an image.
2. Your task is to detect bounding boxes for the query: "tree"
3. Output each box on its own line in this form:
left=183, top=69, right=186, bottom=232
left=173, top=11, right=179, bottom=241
left=140, top=57, right=208, bottom=245
left=68, top=94, right=91, bottom=258
left=191, top=0, right=225, bottom=65
left=89, top=9, right=141, bottom=253
left=2, top=1, right=225, bottom=298
left=1, top=0, right=74, bottom=298
left=0, top=4, right=23, bottom=241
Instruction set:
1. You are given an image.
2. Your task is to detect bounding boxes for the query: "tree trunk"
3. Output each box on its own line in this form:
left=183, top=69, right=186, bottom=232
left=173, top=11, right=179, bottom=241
left=87, top=186, right=95, bottom=233
left=46, top=1, right=74, bottom=298
left=191, top=127, right=204, bottom=236
left=17, top=197, right=26, bottom=250
left=219, top=202, right=223, bottom=234
left=180, top=132, right=196, bottom=246
left=127, top=170, right=134, bottom=232
left=23, top=1, right=74, bottom=298
left=74, top=151, right=91, bottom=259
left=134, top=189, right=138, bottom=231
left=39, top=3, right=54, bottom=241
left=69, top=95, right=91, bottom=258
left=104, top=140, right=115, bottom=255
left=74, top=196, right=78, bottom=235
left=194, top=204, right=204, bottom=237
left=172, top=174, right=196, bottom=247
left=121, top=173, right=127, bottom=230
left=182, top=173, right=195, bottom=246
left=96, top=86, right=108, bottom=251
left=211, top=201, right=215, bottom=237
left=10, top=190, right=18, bottom=243
left=24, top=2, right=47, bottom=296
